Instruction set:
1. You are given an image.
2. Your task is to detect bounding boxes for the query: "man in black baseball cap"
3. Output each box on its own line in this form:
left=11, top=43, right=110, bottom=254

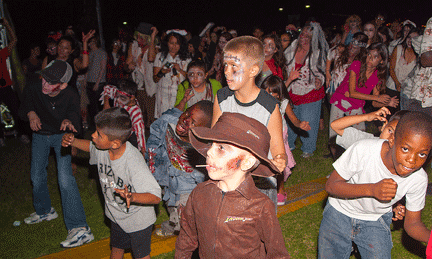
left=20, top=59, right=94, bottom=248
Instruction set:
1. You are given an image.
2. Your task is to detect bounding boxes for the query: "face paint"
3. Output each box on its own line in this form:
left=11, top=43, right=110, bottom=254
left=42, top=78, right=62, bottom=96
left=226, top=156, right=243, bottom=170
left=263, top=38, right=277, bottom=58
left=115, top=90, right=133, bottom=106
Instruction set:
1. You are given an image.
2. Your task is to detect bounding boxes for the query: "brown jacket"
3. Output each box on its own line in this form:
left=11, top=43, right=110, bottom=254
left=175, top=175, right=290, bottom=258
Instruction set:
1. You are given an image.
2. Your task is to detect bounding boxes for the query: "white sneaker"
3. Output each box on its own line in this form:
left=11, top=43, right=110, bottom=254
left=24, top=207, right=58, bottom=224
left=60, top=226, right=94, bottom=248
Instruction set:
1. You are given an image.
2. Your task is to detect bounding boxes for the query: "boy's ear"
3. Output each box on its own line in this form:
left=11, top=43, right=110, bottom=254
left=241, top=153, right=258, bottom=172
left=249, top=64, right=260, bottom=78
left=59, top=83, right=68, bottom=90
left=380, top=121, right=388, bottom=132
left=111, top=139, right=123, bottom=150
left=387, top=133, right=395, bottom=148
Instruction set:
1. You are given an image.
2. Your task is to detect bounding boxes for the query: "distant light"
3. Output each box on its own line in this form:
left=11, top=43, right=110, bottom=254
left=279, top=7, right=283, bottom=11
left=305, top=5, right=310, bottom=8
left=123, top=22, right=127, bottom=25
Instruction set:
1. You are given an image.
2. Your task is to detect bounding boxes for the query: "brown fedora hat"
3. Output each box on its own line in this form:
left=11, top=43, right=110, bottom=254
left=189, top=112, right=279, bottom=177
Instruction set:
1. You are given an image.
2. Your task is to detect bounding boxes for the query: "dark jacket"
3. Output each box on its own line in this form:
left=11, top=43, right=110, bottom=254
left=175, top=174, right=290, bottom=259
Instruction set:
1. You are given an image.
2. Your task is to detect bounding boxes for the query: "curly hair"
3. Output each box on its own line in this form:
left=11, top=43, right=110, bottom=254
left=345, top=15, right=362, bottom=28
left=159, top=32, right=189, bottom=61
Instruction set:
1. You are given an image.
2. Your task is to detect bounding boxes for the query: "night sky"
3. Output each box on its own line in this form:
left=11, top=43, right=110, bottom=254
left=5, top=0, right=430, bottom=60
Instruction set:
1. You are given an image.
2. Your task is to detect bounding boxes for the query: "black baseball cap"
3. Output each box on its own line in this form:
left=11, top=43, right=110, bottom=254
left=37, top=60, right=72, bottom=84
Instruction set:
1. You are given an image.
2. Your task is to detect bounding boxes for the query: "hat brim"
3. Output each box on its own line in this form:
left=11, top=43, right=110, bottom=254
left=36, top=70, right=60, bottom=84
left=189, top=128, right=278, bottom=177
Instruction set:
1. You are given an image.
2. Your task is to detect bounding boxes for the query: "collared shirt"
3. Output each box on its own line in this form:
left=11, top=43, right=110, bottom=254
left=175, top=175, right=290, bottom=259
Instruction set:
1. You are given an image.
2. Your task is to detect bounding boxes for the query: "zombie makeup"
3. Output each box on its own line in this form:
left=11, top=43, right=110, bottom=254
left=223, top=54, right=245, bottom=88
left=115, top=90, right=133, bottom=106
left=187, top=67, right=206, bottom=89
left=42, top=78, right=62, bottom=95
left=263, top=38, right=277, bottom=58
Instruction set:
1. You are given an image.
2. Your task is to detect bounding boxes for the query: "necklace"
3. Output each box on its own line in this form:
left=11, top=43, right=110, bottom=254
left=49, top=101, right=56, bottom=110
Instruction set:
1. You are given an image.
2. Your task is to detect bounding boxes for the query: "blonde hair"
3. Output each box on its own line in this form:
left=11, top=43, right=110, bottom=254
left=345, top=15, right=362, bottom=27
left=223, top=36, right=264, bottom=72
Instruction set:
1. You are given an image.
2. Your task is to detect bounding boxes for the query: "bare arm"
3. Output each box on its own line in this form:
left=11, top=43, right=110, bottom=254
left=325, top=170, right=397, bottom=201
left=330, top=107, right=390, bottom=136
left=347, top=70, right=390, bottom=104
left=74, top=30, right=96, bottom=71
left=147, top=27, right=158, bottom=62
left=211, top=95, right=222, bottom=127
left=325, top=59, right=332, bottom=87
left=3, top=19, right=17, bottom=53
left=42, top=56, right=48, bottom=69
left=404, top=209, right=430, bottom=243
left=420, top=51, right=432, bottom=67
left=388, top=47, right=401, bottom=91
left=62, top=133, right=91, bottom=152
left=268, top=105, right=287, bottom=172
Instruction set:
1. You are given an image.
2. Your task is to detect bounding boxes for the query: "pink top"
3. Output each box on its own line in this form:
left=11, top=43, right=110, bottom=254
left=330, top=60, right=378, bottom=112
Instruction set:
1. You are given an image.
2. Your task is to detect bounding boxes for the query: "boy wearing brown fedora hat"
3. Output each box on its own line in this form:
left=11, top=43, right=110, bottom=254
left=175, top=112, right=290, bottom=258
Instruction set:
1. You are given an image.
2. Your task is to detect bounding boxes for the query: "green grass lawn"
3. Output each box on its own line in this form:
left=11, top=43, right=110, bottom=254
left=1, top=114, right=431, bottom=259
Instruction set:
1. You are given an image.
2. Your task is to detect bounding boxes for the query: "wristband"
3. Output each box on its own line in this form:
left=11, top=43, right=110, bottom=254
left=82, top=50, right=89, bottom=55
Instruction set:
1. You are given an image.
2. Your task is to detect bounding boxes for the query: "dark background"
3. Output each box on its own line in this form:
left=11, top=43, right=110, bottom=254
left=5, top=0, right=430, bottom=60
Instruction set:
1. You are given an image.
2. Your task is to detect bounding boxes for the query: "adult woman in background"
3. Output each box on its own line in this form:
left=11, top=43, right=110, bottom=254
left=153, top=30, right=191, bottom=118
left=363, top=21, right=379, bottom=47
left=106, top=38, right=126, bottom=86
left=284, top=22, right=329, bottom=158
left=208, top=32, right=233, bottom=84
left=341, top=15, right=362, bottom=45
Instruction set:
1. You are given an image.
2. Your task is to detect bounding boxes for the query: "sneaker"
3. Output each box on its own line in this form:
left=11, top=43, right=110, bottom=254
left=60, top=226, right=94, bottom=248
left=277, top=193, right=287, bottom=206
left=301, top=152, right=313, bottom=158
left=24, top=207, right=58, bottom=224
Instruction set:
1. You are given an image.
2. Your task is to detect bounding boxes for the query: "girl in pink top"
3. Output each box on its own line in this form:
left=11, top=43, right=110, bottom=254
left=329, top=43, right=397, bottom=137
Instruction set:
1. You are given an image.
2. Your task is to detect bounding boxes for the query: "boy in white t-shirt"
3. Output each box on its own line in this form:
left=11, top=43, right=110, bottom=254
left=318, top=111, right=432, bottom=258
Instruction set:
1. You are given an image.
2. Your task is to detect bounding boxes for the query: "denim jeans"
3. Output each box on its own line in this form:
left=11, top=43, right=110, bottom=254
left=30, top=133, right=88, bottom=230
left=318, top=203, right=393, bottom=259
left=288, top=99, right=322, bottom=154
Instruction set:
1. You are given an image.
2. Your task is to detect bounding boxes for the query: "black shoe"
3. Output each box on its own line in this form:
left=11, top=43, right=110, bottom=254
left=322, top=153, right=333, bottom=159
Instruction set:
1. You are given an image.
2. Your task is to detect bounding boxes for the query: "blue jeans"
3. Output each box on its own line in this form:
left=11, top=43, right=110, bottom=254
left=318, top=203, right=393, bottom=259
left=30, top=133, right=88, bottom=230
left=288, top=99, right=322, bottom=154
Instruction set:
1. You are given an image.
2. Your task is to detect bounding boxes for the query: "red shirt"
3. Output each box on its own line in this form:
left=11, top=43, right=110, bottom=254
left=0, top=48, right=13, bottom=88
left=288, top=63, right=325, bottom=105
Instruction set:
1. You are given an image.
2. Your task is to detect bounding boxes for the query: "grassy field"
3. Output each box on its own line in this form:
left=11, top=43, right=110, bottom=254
left=1, top=115, right=431, bottom=259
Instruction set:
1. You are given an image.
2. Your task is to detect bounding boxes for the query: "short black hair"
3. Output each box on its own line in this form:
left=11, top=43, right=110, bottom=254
left=394, top=111, right=432, bottom=141
left=388, top=110, right=409, bottom=123
left=95, top=107, right=132, bottom=143
left=192, top=100, right=213, bottom=127
left=118, top=79, right=138, bottom=97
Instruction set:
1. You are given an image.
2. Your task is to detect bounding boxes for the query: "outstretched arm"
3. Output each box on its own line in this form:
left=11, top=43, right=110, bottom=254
left=331, top=107, right=390, bottom=136
left=404, top=209, right=430, bottom=243
left=114, top=186, right=160, bottom=208
left=62, top=133, right=91, bottom=152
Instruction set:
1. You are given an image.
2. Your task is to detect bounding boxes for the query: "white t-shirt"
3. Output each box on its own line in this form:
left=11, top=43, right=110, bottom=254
left=89, top=142, right=161, bottom=233
left=329, top=138, right=427, bottom=221
left=336, top=127, right=376, bottom=149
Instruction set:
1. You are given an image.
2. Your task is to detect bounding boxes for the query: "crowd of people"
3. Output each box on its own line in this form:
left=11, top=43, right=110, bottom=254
left=2, top=11, right=432, bottom=259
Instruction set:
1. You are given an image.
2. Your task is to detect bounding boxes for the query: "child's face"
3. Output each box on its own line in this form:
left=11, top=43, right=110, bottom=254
left=175, top=105, right=208, bottom=140
left=224, top=51, right=253, bottom=91
left=206, top=142, right=249, bottom=181
left=91, top=128, right=114, bottom=150
left=263, top=38, right=277, bottom=58
left=379, top=120, right=398, bottom=140
left=280, top=34, right=291, bottom=50
left=366, top=49, right=382, bottom=69
left=265, top=88, right=280, bottom=101
left=115, top=91, right=134, bottom=107
left=187, top=67, right=207, bottom=89
left=363, top=24, right=376, bottom=40
left=389, top=130, right=432, bottom=177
